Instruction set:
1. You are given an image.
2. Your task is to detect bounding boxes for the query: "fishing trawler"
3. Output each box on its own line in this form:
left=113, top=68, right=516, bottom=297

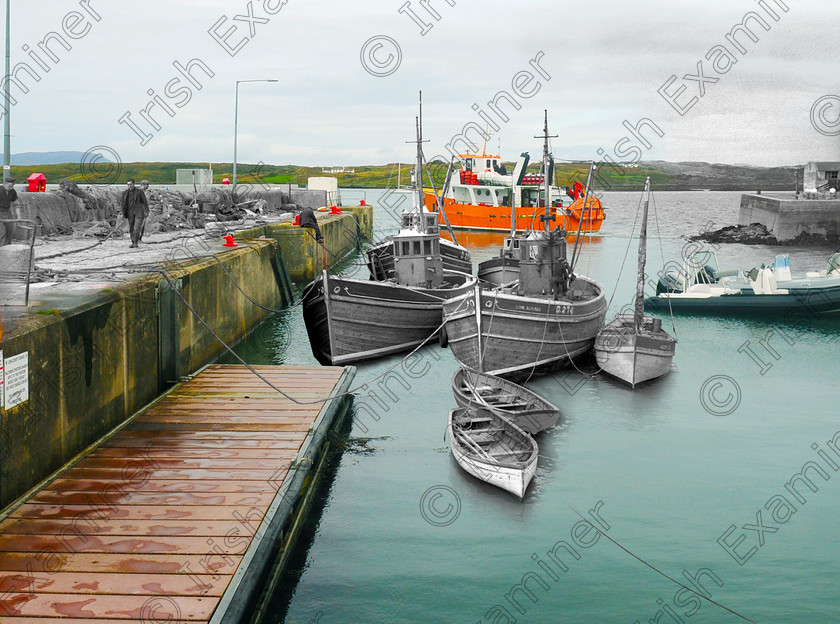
left=368, top=156, right=472, bottom=280
left=303, top=110, right=477, bottom=365
left=441, top=113, right=608, bottom=381
left=422, top=151, right=605, bottom=235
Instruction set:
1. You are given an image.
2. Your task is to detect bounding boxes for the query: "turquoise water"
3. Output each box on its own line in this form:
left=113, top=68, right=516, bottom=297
left=225, top=191, right=840, bottom=623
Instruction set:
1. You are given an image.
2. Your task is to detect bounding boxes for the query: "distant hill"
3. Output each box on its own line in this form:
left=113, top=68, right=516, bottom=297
left=15, top=159, right=803, bottom=191
left=11, top=151, right=108, bottom=166
left=637, top=160, right=801, bottom=192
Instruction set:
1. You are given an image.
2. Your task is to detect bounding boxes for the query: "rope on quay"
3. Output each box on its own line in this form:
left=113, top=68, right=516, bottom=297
left=52, top=265, right=470, bottom=407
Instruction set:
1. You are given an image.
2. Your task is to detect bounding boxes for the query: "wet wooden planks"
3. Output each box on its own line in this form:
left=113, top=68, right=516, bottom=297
left=0, top=364, right=354, bottom=622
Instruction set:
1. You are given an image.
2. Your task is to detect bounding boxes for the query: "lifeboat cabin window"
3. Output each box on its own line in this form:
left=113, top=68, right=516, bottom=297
left=486, top=159, right=491, bottom=168
left=401, top=241, right=410, bottom=256
left=464, top=158, right=474, bottom=172
left=414, top=240, right=421, bottom=255
left=424, top=240, right=431, bottom=255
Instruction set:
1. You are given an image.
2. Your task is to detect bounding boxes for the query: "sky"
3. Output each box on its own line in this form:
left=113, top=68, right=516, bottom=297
left=3, top=0, right=839, bottom=168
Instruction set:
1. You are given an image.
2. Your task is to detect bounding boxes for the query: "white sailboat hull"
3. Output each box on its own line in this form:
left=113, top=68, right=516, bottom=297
left=595, top=315, right=676, bottom=387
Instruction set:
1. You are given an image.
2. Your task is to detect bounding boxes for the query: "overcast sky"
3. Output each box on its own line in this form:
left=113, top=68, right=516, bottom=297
left=5, top=0, right=839, bottom=167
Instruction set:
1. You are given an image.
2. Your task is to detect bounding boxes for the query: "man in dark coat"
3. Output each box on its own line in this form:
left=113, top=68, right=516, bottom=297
left=298, top=206, right=322, bottom=242
left=0, top=177, right=19, bottom=247
left=122, top=178, right=149, bottom=248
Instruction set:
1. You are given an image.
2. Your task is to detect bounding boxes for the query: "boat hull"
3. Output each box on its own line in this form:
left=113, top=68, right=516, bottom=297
left=448, top=407, right=538, bottom=499
left=595, top=315, right=676, bottom=387
left=367, top=237, right=472, bottom=280
left=645, top=283, right=840, bottom=316
left=443, top=278, right=608, bottom=381
left=302, top=271, right=477, bottom=365
left=423, top=193, right=604, bottom=235
left=452, top=367, right=560, bottom=434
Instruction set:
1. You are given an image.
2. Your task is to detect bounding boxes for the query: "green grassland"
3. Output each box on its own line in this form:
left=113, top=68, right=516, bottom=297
left=24, top=160, right=800, bottom=192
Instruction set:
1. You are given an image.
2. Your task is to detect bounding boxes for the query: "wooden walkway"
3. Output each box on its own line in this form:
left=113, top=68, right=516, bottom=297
left=0, top=364, right=355, bottom=623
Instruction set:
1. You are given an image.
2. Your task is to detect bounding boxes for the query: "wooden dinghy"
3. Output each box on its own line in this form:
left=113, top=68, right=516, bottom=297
left=448, top=406, right=538, bottom=499
left=451, top=367, right=560, bottom=434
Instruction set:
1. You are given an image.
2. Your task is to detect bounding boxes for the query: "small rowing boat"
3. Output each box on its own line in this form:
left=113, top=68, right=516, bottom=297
left=448, top=406, right=538, bottom=499
left=451, top=367, right=560, bottom=434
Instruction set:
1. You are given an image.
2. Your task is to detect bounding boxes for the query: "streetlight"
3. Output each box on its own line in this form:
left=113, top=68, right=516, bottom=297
left=233, top=79, right=277, bottom=192
left=4, top=0, right=11, bottom=179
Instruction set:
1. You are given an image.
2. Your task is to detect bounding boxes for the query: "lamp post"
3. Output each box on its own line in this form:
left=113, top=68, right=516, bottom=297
left=4, top=0, right=11, bottom=179
left=233, top=79, right=277, bottom=193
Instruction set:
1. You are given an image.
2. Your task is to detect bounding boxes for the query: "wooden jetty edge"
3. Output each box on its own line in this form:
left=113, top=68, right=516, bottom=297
left=0, top=364, right=356, bottom=623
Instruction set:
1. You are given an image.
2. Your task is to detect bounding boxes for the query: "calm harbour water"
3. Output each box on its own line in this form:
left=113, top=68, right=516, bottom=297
left=223, top=190, right=840, bottom=623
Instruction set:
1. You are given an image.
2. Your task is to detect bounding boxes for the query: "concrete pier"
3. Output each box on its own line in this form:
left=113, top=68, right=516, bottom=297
left=0, top=206, right=372, bottom=511
left=739, top=194, right=840, bottom=241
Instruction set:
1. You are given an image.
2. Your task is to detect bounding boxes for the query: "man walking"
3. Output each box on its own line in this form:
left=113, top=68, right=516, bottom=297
left=122, top=178, right=149, bottom=248
left=0, top=177, right=19, bottom=247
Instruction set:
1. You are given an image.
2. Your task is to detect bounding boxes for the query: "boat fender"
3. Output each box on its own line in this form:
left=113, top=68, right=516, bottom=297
left=439, top=324, right=449, bottom=348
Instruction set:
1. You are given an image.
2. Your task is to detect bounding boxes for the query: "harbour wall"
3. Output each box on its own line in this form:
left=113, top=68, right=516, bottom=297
left=0, top=207, right=372, bottom=510
left=739, top=194, right=840, bottom=241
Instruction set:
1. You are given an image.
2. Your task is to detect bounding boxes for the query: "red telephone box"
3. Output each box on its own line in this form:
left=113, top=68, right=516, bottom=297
left=27, top=173, right=46, bottom=192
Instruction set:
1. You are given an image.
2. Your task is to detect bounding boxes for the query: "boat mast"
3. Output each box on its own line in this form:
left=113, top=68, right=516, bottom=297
left=414, top=116, right=425, bottom=233
left=413, top=91, right=429, bottom=233
left=570, top=163, right=595, bottom=270
left=434, top=156, right=460, bottom=245
left=510, top=173, right=516, bottom=238
left=634, top=176, right=651, bottom=333
left=534, top=110, right=557, bottom=235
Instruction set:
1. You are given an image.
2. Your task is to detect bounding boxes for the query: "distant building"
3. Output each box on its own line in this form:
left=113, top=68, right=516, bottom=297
left=176, top=168, right=213, bottom=186
left=321, top=167, right=355, bottom=174
left=803, top=161, right=839, bottom=191
left=308, top=177, right=342, bottom=206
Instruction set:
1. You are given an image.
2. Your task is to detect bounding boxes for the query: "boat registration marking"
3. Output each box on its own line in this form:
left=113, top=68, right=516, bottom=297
left=509, top=303, right=573, bottom=314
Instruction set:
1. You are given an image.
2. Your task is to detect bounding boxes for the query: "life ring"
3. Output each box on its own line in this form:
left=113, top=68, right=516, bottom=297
left=439, top=324, right=449, bottom=348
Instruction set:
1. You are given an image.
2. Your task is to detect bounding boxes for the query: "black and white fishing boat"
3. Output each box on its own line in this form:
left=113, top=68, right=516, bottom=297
left=303, top=109, right=477, bottom=366
left=368, top=155, right=472, bottom=281
left=367, top=230, right=471, bottom=280
left=441, top=113, right=608, bottom=381
left=595, top=177, right=677, bottom=387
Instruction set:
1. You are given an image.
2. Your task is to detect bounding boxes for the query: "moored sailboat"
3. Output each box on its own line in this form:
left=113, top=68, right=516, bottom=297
left=595, top=177, right=676, bottom=387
